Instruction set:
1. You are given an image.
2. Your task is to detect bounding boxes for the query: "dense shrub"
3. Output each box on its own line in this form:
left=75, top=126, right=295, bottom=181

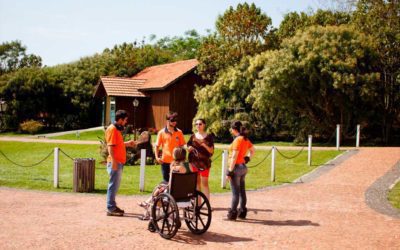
left=20, top=120, right=44, bottom=134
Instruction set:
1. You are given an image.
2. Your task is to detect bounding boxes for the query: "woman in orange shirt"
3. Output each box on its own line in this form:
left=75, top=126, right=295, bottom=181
left=226, top=121, right=255, bottom=220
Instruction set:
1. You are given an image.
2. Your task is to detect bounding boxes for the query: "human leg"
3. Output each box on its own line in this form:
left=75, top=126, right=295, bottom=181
left=106, top=163, right=123, bottom=215
left=228, top=174, right=240, bottom=220
left=238, top=174, right=248, bottom=219
left=161, top=163, right=170, bottom=182
left=200, top=176, right=210, bottom=201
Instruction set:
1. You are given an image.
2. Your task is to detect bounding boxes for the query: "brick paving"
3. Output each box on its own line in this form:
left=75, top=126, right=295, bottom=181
left=0, top=147, right=399, bottom=249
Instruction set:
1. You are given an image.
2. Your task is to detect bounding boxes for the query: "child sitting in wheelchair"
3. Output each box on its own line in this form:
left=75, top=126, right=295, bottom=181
left=138, top=147, right=192, bottom=220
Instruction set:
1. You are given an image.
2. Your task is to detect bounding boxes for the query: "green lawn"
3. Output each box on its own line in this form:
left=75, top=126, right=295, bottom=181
left=0, top=141, right=342, bottom=195
left=388, top=181, right=400, bottom=209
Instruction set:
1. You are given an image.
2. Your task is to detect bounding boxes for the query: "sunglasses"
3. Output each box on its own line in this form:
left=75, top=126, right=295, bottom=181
left=169, top=119, right=177, bottom=122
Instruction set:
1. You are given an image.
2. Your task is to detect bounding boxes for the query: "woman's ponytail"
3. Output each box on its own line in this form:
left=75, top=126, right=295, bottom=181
left=231, top=120, right=248, bottom=140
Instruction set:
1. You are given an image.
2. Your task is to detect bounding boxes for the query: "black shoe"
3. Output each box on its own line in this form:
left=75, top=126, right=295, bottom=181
left=227, top=209, right=237, bottom=220
left=238, top=208, right=247, bottom=219
left=115, top=206, right=125, bottom=214
left=148, top=221, right=156, bottom=232
left=107, top=209, right=123, bottom=217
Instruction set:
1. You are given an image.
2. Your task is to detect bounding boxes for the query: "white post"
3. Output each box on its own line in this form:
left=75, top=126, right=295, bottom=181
left=53, top=147, right=59, bottom=188
left=336, top=124, right=340, bottom=151
left=221, top=150, right=228, bottom=188
left=356, top=124, right=360, bottom=148
left=308, top=135, right=312, bottom=166
left=271, top=146, right=276, bottom=182
left=139, top=149, right=146, bottom=192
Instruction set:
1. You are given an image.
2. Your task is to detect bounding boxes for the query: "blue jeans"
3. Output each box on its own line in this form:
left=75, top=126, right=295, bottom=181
left=106, top=162, right=124, bottom=211
left=161, top=163, right=171, bottom=182
left=229, top=164, right=248, bottom=212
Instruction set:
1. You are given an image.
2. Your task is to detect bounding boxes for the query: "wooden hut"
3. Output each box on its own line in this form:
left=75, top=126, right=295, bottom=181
left=94, top=59, right=206, bottom=133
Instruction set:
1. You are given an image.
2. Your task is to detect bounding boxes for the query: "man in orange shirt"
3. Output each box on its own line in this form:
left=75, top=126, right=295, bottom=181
left=105, top=110, right=135, bottom=216
left=154, top=112, right=185, bottom=182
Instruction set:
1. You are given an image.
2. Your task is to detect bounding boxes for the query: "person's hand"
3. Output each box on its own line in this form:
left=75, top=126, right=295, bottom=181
left=226, top=169, right=234, bottom=181
left=125, top=140, right=135, bottom=147
left=112, top=161, right=118, bottom=171
left=155, top=157, right=163, bottom=164
left=188, top=146, right=194, bottom=152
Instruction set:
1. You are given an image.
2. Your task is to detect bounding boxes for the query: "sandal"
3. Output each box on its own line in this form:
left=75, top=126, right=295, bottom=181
left=140, top=214, right=150, bottom=220
left=138, top=201, right=149, bottom=208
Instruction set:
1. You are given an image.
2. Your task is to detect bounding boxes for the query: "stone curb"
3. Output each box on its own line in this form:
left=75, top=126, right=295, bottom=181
left=365, top=160, right=400, bottom=219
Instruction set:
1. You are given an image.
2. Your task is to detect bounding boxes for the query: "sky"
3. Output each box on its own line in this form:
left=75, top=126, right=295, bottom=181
left=0, top=0, right=323, bottom=66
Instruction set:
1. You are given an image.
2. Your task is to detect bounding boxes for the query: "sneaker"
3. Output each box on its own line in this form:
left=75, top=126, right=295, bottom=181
left=115, top=206, right=125, bottom=214
left=107, top=209, right=123, bottom=217
left=238, top=208, right=247, bottom=219
left=227, top=209, right=237, bottom=220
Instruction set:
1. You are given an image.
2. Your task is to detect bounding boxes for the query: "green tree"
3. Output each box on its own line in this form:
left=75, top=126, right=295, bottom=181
left=0, top=40, right=42, bottom=75
left=1, top=67, right=65, bottom=129
left=250, top=25, right=379, bottom=139
left=197, top=3, right=275, bottom=82
left=352, top=0, right=400, bottom=143
left=154, top=29, right=202, bottom=60
left=277, top=9, right=351, bottom=42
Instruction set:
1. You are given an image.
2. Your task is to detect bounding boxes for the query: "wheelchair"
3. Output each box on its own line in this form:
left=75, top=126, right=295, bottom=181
left=147, top=172, right=212, bottom=239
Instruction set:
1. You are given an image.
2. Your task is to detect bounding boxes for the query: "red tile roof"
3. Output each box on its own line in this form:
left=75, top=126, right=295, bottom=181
left=133, top=59, right=198, bottom=90
left=95, top=59, right=199, bottom=97
left=97, top=77, right=147, bottom=97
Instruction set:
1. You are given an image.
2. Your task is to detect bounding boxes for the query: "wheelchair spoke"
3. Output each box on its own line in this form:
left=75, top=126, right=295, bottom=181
left=199, top=211, right=209, bottom=216
left=198, top=214, right=206, bottom=228
left=165, top=210, right=175, bottom=217
left=198, top=200, right=206, bottom=209
left=161, top=200, right=168, bottom=214
left=161, top=219, right=167, bottom=233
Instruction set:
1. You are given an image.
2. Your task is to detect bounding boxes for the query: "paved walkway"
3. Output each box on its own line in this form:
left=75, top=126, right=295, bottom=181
left=1, top=148, right=399, bottom=249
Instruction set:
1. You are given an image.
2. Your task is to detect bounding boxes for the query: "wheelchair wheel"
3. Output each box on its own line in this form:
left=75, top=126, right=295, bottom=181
left=184, top=191, right=212, bottom=234
left=151, top=193, right=179, bottom=239
left=148, top=221, right=156, bottom=232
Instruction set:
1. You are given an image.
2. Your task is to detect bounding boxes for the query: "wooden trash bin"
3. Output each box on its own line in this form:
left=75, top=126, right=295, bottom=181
left=73, top=158, right=95, bottom=192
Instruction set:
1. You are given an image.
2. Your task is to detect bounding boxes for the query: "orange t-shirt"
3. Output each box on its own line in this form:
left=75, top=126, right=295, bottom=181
left=105, top=124, right=126, bottom=164
left=229, top=136, right=253, bottom=164
left=156, top=127, right=185, bottom=163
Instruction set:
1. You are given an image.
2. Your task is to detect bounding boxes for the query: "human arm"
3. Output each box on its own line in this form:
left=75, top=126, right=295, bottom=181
left=200, top=142, right=213, bottom=155
left=187, top=134, right=195, bottom=152
left=244, top=145, right=255, bottom=163
left=124, top=140, right=136, bottom=147
left=154, top=144, right=162, bottom=164
left=154, top=132, right=163, bottom=164
left=107, top=145, right=118, bottom=170
left=228, top=150, right=239, bottom=172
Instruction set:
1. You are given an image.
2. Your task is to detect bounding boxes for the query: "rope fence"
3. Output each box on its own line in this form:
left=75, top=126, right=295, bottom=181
left=0, top=124, right=362, bottom=191
left=59, top=148, right=75, bottom=161
left=275, top=147, right=305, bottom=160
left=247, top=149, right=272, bottom=168
left=0, top=149, right=53, bottom=168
